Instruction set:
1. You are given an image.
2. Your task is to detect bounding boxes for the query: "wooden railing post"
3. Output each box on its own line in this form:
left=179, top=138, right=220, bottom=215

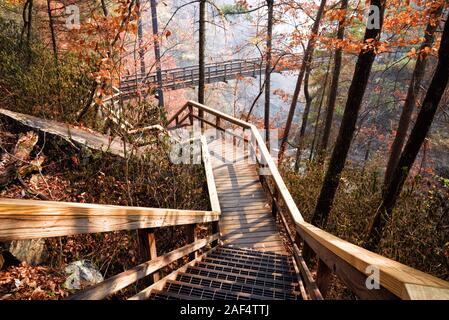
left=216, top=116, right=221, bottom=139
left=316, top=259, right=332, bottom=298
left=138, top=228, right=160, bottom=283
left=272, top=189, right=278, bottom=218
left=186, top=224, right=198, bottom=260
left=188, top=104, right=193, bottom=125
left=212, top=221, right=219, bottom=246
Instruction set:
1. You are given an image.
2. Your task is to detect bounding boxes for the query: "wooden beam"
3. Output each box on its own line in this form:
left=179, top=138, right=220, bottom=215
left=0, top=198, right=219, bottom=241
left=297, top=221, right=449, bottom=299
left=66, top=233, right=219, bottom=300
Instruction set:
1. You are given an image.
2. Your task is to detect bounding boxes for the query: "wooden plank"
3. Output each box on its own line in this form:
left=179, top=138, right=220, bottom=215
left=67, top=233, right=219, bottom=300
left=0, top=198, right=219, bottom=241
left=0, top=108, right=132, bottom=158
left=221, top=235, right=283, bottom=245
left=220, top=215, right=273, bottom=222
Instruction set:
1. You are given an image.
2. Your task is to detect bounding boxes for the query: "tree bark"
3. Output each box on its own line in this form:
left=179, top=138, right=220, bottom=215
left=366, top=14, right=449, bottom=250
left=278, top=0, right=327, bottom=161
left=136, top=0, right=146, bottom=75
left=100, top=0, right=108, bottom=16
left=318, top=0, right=348, bottom=159
left=293, top=65, right=313, bottom=171
left=310, top=0, right=386, bottom=230
left=46, top=0, right=58, bottom=63
left=264, top=0, right=274, bottom=150
left=383, top=2, right=443, bottom=185
left=198, top=0, right=206, bottom=127
left=150, top=0, right=166, bottom=122
left=310, top=57, right=332, bottom=162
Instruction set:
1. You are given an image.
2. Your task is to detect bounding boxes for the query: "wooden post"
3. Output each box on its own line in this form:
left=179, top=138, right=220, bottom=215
left=186, top=224, right=198, bottom=260
left=216, top=116, right=221, bottom=139
left=272, top=189, right=278, bottom=218
left=138, top=228, right=160, bottom=283
left=188, top=105, right=193, bottom=125
left=316, top=259, right=332, bottom=298
left=212, top=221, right=219, bottom=246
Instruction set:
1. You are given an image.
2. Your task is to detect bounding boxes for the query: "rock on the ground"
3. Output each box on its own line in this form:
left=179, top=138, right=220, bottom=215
left=9, top=239, right=48, bottom=265
left=63, top=260, right=104, bottom=290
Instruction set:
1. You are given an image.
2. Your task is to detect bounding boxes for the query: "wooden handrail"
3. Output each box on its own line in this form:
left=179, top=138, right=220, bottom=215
left=170, top=100, right=449, bottom=300
left=0, top=198, right=219, bottom=241
left=67, top=233, right=219, bottom=300
left=297, top=222, right=449, bottom=300
left=200, top=135, right=220, bottom=213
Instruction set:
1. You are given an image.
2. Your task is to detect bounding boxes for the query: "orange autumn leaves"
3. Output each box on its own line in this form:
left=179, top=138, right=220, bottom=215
left=315, top=0, right=445, bottom=58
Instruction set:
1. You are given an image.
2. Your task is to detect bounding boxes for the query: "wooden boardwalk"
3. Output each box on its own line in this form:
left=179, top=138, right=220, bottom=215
left=208, top=137, right=286, bottom=253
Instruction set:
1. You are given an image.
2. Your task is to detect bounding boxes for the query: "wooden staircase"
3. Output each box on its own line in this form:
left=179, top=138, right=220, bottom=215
left=149, top=246, right=301, bottom=300
left=2, top=101, right=449, bottom=300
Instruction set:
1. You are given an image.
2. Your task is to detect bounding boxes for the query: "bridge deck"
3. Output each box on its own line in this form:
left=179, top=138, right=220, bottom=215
left=208, top=138, right=287, bottom=254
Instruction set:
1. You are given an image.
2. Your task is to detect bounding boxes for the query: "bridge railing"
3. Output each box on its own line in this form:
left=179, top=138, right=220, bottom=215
left=119, top=59, right=265, bottom=94
left=167, top=100, right=449, bottom=300
left=0, top=136, right=221, bottom=300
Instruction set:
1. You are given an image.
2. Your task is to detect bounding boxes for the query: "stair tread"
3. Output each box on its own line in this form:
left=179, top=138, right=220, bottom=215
left=186, top=265, right=299, bottom=291
left=164, top=279, right=273, bottom=300
left=176, top=272, right=299, bottom=300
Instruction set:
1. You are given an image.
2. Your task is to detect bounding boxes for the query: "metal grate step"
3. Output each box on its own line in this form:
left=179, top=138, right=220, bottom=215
left=196, top=261, right=295, bottom=283
left=207, top=252, right=295, bottom=273
left=149, top=246, right=301, bottom=300
left=186, top=265, right=298, bottom=292
left=165, top=280, right=263, bottom=300
left=176, top=273, right=299, bottom=300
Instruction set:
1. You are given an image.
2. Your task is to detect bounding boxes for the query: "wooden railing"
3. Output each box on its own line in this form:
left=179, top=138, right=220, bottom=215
left=167, top=100, right=449, bottom=300
left=0, top=134, right=221, bottom=300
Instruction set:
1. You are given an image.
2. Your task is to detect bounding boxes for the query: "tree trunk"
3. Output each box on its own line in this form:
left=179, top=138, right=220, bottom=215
left=310, top=57, right=332, bottom=162
left=150, top=0, right=166, bottom=122
left=198, top=0, right=206, bottom=103
left=100, top=0, right=108, bottom=16
left=264, top=0, right=274, bottom=150
left=366, top=14, right=449, bottom=250
left=310, top=0, right=386, bottom=230
left=46, top=0, right=58, bottom=63
left=293, top=65, right=313, bottom=171
left=383, top=2, right=443, bottom=185
left=318, top=0, right=348, bottom=159
left=198, top=0, right=206, bottom=126
left=136, top=0, right=146, bottom=75
left=278, top=0, right=327, bottom=161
